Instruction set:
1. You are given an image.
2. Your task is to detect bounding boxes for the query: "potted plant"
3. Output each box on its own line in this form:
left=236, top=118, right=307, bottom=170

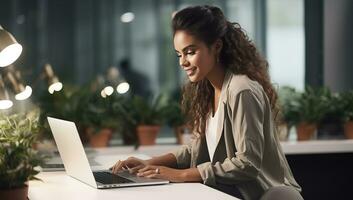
left=340, top=90, right=353, bottom=139
left=78, top=90, right=122, bottom=147
left=0, top=112, right=43, bottom=200
left=111, top=97, right=137, bottom=145
left=277, top=86, right=301, bottom=141
left=124, top=95, right=168, bottom=145
left=37, top=84, right=81, bottom=139
left=163, top=101, right=188, bottom=144
left=295, top=87, right=330, bottom=140
left=281, top=87, right=329, bottom=141
left=317, top=91, right=343, bottom=139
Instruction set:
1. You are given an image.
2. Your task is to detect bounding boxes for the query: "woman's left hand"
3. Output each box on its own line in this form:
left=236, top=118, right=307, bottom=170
left=136, top=165, right=186, bottom=182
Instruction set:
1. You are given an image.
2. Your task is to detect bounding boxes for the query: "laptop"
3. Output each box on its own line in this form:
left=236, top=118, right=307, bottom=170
left=47, top=117, right=169, bottom=189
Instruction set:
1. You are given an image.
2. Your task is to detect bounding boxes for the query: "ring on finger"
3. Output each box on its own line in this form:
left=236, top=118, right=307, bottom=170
left=155, top=168, right=160, bottom=174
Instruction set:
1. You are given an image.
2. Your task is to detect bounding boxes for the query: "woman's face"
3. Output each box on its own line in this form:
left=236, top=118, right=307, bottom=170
left=174, top=30, right=218, bottom=82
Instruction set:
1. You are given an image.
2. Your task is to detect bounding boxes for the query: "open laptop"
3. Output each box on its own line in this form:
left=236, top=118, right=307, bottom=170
left=47, top=117, right=169, bottom=189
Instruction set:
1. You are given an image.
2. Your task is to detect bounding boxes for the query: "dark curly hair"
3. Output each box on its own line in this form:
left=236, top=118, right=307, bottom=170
left=172, top=5, right=279, bottom=135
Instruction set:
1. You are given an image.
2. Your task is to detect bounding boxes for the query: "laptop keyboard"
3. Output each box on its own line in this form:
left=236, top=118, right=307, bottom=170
left=93, top=171, right=134, bottom=184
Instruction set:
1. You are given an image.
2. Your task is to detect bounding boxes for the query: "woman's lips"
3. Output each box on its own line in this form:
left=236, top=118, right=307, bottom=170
left=185, top=67, right=196, bottom=76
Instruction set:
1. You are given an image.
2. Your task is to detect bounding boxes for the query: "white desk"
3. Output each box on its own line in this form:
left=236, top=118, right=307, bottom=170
left=29, top=140, right=353, bottom=200
left=29, top=172, right=237, bottom=200
left=29, top=147, right=238, bottom=200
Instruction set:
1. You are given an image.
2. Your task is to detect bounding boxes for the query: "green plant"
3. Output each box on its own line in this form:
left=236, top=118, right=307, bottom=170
left=163, top=101, right=186, bottom=128
left=37, top=84, right=83, bottom=139
left=279, top=86, right=330, bottom=126
left=0, top=111, right=43, bottom=189
left=340, top=90, right=353, bottom=122
left=278, top=86, right=301, bottom=127
left=127, top=94, right=169, bottom=126
left=161, top=89, right=187, bottom=128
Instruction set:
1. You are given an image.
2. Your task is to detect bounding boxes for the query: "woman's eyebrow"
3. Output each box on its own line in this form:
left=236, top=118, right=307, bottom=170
left=175, top=44, right=197, bottom=53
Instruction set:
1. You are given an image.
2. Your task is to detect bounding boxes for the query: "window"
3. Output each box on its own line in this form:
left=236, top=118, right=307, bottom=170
left=267, top=0, right=305, bottom=90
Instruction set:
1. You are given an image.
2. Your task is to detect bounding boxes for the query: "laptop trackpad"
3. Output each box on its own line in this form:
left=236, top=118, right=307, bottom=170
left=116, top=170, right=166, bottom=183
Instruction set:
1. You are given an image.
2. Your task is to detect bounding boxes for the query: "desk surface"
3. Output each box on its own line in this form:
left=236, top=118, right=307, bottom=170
left=29, top=139, right=353, bottom=200
left=29, top=148, right=238, bottom=200
left=29, top=171, right=237, bottom=200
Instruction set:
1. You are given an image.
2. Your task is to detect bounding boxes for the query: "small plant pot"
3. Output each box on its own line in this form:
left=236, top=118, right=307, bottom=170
left=344, top=121, right=353, bottom=139
left=0, top=185, right=28, bottom=200
left=89, top=128, right=113, bottom=147
left=296, top=122, right=317, bottom=141
left=136, top=125, right=160, bottom=145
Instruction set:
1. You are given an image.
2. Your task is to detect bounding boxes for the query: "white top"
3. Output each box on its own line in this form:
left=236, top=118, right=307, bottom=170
left=205, top=100, right=222, bottom=162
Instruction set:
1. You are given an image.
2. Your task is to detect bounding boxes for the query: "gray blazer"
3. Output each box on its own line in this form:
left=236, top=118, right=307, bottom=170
left=172, top=70, right=301, bottom=200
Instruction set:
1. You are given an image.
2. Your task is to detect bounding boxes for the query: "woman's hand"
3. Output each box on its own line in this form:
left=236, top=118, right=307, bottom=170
left=110, top=157, right=148, bottom=174
left=136, top=165, right=187, bottom=183
left=137, top=165, right=185, bottom=182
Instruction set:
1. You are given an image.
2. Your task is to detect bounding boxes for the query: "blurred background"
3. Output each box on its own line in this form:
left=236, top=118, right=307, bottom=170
left=0, top=0, right=353, bottom=144
left=1, top=0, right=353, bottom=199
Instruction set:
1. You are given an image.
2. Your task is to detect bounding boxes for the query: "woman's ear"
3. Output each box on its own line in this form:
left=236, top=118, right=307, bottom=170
left=213, top=39, right=223, bottom=54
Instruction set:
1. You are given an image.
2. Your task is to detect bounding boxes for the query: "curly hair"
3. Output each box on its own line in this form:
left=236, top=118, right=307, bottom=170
left=172, top=5, right=279, bottom=135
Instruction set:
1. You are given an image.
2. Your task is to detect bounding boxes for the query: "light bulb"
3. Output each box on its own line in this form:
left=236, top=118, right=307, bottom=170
left=15, top=85, right=32, bottom=100
left=0, top=99, right=13, bottom=109
left=121, top=12, right=135, bottom=23
left=100, top=89, right=107, bottom=98
left=48, top=82, right=63, bottom=94
left=103, top=86, right=114, bottom=96
left=0, top=43, right=22, bottom=67
left=116, top=82, right=130, bottom=94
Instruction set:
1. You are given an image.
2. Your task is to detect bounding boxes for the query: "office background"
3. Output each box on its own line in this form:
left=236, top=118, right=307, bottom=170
left=1, top=0, right=353, bottom=199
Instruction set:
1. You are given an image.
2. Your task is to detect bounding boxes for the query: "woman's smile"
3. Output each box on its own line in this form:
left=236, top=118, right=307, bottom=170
left=185, top=66, right=197, bottom=76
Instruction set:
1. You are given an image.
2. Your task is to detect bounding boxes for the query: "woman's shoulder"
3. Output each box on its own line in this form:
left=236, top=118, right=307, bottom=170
left=222, top=72, right=266, bottom=108
left=227, top=73, right=263, bottom=95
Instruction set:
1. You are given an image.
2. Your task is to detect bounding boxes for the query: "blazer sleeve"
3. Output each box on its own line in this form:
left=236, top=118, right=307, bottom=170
left=171, top=140, right=193, bottom=169
left=196, top=90, right=265, bottom=186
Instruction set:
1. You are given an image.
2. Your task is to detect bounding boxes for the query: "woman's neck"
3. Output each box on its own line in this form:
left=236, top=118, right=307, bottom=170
left=207, top=65, right=225, bottom=94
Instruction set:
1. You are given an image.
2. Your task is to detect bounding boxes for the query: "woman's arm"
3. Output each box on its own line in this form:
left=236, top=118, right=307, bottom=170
left=181, top=168, right=203, bottom=182
left=137, top=165, right=202, bottom=182
left=146, top=153, right=178, bottom=168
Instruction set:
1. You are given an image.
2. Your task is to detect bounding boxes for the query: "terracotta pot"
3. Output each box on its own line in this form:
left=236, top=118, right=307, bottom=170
left=344, top=121, right=353, bottom=139
left=0, top=185, right=28, bottom=200
left=174, top=126, right=186, bottom=144
left=296, top=122, right=317, bottom=141
left=136, top=125, right=160, bottom=145
left=89, top=128, right=113, bottom=147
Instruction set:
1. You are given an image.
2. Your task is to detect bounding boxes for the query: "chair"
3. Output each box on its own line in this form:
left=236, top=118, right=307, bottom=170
left=260, top=186, right=304, bottom=200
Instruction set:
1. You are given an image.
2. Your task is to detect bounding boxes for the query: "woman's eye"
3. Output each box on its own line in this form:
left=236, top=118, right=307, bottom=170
left=176, top=54, right=181, bottom=58
left=186, top=51, right=195, bottom=55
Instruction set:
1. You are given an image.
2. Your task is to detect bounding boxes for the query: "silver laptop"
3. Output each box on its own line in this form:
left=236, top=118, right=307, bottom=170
left=47, top=117, right=169, bottom=189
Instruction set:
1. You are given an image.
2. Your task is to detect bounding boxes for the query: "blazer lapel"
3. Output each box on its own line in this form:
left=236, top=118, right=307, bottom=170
left=214, top=70, right=233, bottom=150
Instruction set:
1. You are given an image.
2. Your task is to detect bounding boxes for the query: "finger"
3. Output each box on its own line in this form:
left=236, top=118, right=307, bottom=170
left=129, top=165, right=144, bottom=174
left=112, top=160, right=124, bottom=174
left=137, top=169, right=157, bottom=177
left=145, top=173, right=162, bottom=179
left=138, top=165, right=155, bottom=173
left=110, top=161, right=118, bottom=172
left=110, top=161, right=119, bottom=170
left=111, top=162, right=118, bottom=174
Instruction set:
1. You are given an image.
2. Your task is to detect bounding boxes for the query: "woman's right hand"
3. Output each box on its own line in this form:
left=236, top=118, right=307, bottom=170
left=110, top=157, right=149, bottom=174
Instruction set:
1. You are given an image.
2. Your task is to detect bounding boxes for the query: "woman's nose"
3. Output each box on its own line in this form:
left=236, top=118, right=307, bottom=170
left=179, top=56, right=189, bottom=68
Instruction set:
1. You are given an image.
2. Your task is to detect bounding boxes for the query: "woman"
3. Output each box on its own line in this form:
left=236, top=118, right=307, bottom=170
left=111, top=5, right=301, bottom=199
